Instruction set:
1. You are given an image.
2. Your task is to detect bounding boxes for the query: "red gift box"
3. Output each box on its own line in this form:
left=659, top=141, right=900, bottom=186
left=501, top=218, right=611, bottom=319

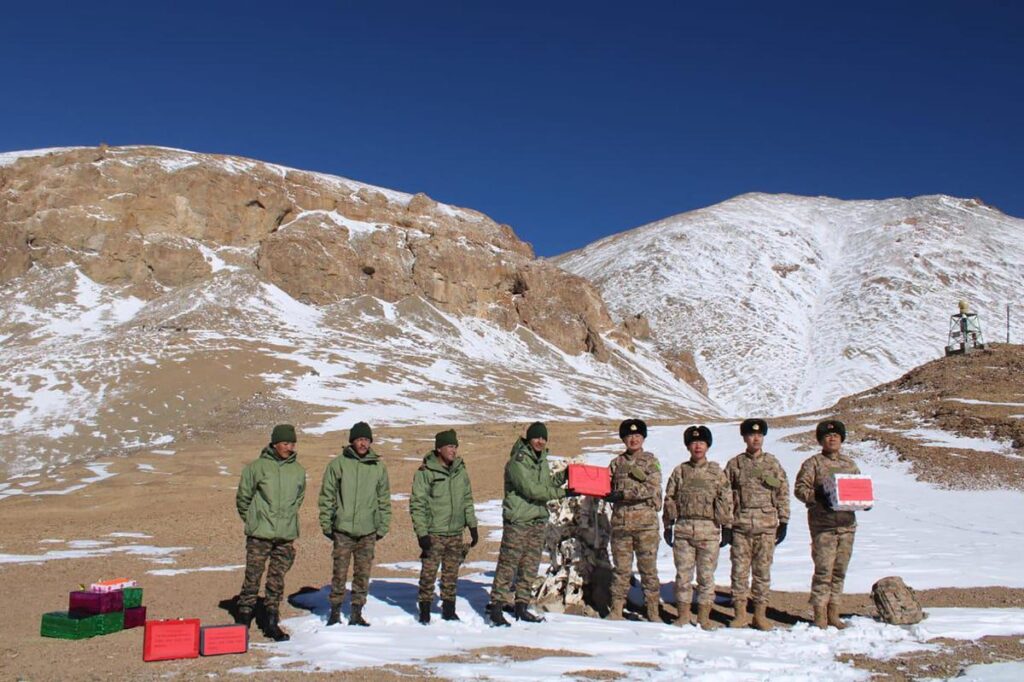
left=124, top=606, right=147, bottom=629
left=567, top=463, right=611, bottom=497
left=200, top=624, right=249, bottom=656
left=69, top=589, right=123, bottom=615
left=143, top=619, right=200, bottom=662
left=825, top=474, right=874, bottom=511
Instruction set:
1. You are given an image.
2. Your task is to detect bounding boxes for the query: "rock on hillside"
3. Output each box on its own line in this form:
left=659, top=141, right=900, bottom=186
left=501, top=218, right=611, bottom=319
left=555, top=193, right=1024, bottom=415
left=823, top=343, right=1024, bottom=491
left=0, top=145, right=623, bottom=361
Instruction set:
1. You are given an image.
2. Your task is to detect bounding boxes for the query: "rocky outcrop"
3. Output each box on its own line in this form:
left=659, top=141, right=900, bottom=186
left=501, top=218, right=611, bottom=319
left=0, top=146, right=629, bottom=358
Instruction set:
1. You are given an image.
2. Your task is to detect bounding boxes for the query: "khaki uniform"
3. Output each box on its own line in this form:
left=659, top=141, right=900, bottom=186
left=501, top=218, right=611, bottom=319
left=794, top=451, right=860, bottom=606
left=608, top=450, right=663, bottom=606
left=663, top=459, right=732, bottom=608
left=725, top=450, right=790, bottom=604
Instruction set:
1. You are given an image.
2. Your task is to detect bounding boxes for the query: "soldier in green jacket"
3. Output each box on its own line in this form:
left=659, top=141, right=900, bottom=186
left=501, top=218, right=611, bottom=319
left=487, top=421, right=569, bottom=627
left=318, top=421, right=392, bottom=627
left=235, top=424, right=306, bottom=642
left=410, top=429, right=479, bottom=624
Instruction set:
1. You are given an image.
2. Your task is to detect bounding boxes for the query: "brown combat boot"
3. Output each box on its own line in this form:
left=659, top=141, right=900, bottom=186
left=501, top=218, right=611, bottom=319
left=813, top=603, right=828, bottom=629
left=827, top=602, right=847, bottom=630
left=606, top=599, right=625, bottom=621
left=697, top=603, right=719, bottom=630
left=645, top=595, right=661, bottom=623
left=673, top=604, right=692, bottom=627
left=752, top=602, right=773, bottom=631
left=729, top=598, right=750, bottom=628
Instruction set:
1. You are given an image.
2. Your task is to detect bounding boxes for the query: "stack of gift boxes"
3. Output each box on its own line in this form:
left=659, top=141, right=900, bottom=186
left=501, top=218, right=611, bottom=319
left=40, top=578, right=146, bottom=640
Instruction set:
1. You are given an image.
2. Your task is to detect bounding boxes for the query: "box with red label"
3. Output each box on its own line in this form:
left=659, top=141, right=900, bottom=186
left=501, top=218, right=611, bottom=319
left=200, top=624, right=249, bottom=656
left=69, top=589, right=123, bottom=615
left=825, top=474, right=874, bottom=511
left=567, top=463, right=611, bottom=497
left=90, top=578, right=136, bottom=593
left=143, top=619, right=200, bottom=662
left=124, top=606, right=147, bottom=629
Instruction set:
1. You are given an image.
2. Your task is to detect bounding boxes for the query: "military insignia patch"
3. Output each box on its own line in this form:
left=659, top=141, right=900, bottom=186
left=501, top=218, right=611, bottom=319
left=630, top=424, right=638, bottom=432
left=752, top=423, right=760, bottom=431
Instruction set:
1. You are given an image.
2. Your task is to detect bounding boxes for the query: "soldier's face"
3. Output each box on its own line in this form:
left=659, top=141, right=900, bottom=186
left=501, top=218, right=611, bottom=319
left=820, top=433, right=842, bottom=454
left=688, top=440, right=708, bottom=460
left=437, top=443, right=458, bottom=464
left=273, top=441, right=295, bottom=459
left=352, top=437, right=371, bottom=456
left=743, top=433, right=764, bottom=452
left=528, top=436, right=547, bottom=453
left=623, top=433, right=644, bottom=452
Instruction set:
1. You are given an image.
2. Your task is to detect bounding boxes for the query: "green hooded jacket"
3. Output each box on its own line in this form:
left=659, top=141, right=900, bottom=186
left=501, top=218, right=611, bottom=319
left=318, top=445, right=392, bottom=538
left=502, top=437, right=567, bottom=526
left=410, top=451, right=478, bottom=537
left=236, top=446, right=306, bottom=541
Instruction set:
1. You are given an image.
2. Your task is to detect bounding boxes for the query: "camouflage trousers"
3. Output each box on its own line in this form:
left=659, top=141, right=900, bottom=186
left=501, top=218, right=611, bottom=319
left=330, top=531, right=377, bottom=608
left=730, top=530, right=777, bottom=604
left=238, top=536, right=295, bottom=612
left=672, top=519, right=720, bottom=607
left=418, top=534, right=468, bottom=602
left=490, top=523, right=545, bottom=605
left=610, top=527, right=661, bottom=603
left=810, top=527, right=856, bottom=606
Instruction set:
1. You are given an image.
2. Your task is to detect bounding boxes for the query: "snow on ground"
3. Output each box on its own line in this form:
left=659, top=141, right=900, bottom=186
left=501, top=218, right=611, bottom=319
left=241, top=421, right=1024, bottom=678
left=941, top=661, right=1024, bottom=682
left=0, top=538, right=189, bottom=565
left=147, top=564, right=243, bottom=576
left=902, top=427, right=1019, bottom=456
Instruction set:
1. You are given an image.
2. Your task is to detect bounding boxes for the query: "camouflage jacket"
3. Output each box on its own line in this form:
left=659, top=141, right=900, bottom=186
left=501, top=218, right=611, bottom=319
left=794, top=451, right=860, bottom=532
left=609, top=450, right=662, bottom=530
left=663, top=458, right=732, bottom=528
left=725, top=450, right=790, bottom=532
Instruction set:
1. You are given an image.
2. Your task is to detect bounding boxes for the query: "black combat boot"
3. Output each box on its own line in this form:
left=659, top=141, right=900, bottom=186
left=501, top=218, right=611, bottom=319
left=234, top=606, right=254, bottom=628
left=349, top=604, right=370, bottom=627
left=514, top=602, right=544, bottom=623
left=418, top=601, right=432, bottom=624
left=326, top=604, right=342, bottom=626
left=441, top=600, right=459, bottom=621
left=264, top=611, right=290, bottom=642
left=488, top=602, right=510, bottom=627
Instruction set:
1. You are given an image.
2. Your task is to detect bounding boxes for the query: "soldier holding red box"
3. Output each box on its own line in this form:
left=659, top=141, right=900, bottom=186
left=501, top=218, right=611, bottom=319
left=794, top=419, right=861, bottom=630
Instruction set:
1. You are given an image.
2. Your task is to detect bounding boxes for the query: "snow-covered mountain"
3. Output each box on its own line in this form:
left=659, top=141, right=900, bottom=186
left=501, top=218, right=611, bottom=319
left=0, top=146, right=718, bottom=476
left=555, top=193, right=1024, bottom=416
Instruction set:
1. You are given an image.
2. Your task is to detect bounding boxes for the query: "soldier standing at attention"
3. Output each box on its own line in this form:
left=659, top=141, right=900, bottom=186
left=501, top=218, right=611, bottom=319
left=794, top=419, right=860, bottom=629
left=319, top=421, right=392, bottom=627
left=410, top=429, right=479, bottom=624
left=235, top=424, right=306, bottom=642
left=663, top=425, right=732, bottom=629
left=605, top=419, right=663, bottom=623
left=488, top=421, right=568, bottom=627
left=724, top=418, right=790, bottom=630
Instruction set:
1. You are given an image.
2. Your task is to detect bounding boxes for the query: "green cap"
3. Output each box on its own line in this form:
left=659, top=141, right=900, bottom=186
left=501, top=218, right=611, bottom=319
left=271, top=424, right=297, bottom=444
left=349, top=421, right=373, bottom=443
left=526, top=421, right=548, bottom=441
left=435, top=429, right=459, bottom=449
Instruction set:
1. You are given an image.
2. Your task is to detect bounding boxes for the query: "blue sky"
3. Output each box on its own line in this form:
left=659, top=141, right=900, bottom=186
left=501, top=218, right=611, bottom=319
left=3, top=1, right=1021, bottom=255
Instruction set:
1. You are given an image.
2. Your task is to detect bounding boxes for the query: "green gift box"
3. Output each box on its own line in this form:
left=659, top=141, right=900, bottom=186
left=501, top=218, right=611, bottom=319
left=122, top=587, right=143, bottom=609
left=40, top=611, right=99, bottom=640
left=95, top=610, right=124, bottom=635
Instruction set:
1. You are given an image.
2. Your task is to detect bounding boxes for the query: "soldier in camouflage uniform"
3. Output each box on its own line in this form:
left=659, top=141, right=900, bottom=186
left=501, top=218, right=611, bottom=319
left=605, top=418, right=663, bottom=623
left=235, top=424, right=306, bottom=642
left=410, top=429, right=479, bottom=624
left=724, top=418, right=790, bottom=630
left=319, top=421, right=392, bottom=627
left=794, top=419, right=861, bottom=629
left=488, top=421, right=568, bottom=627
left=663, top=425, right=732, bottom=629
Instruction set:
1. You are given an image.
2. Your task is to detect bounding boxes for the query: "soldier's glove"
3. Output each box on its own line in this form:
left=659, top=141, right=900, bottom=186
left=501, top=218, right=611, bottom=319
left=417, top=535, right=432, bottom=553
left=604, top=490, right=625, bottom=503
left=376, top=533, right=385, bottom=541
left=565, top=489, right=580, bottom=498
left=469, top=527, right=479, bottom=547
left=775, top=522, right=788, bottom=545
left=719, top=527, right=733, bottom=547
left=322, top=528, right=333, bottom=540
left=663, top=526, right=674, bottom=547
left=814, top=486, right=833, bottom=510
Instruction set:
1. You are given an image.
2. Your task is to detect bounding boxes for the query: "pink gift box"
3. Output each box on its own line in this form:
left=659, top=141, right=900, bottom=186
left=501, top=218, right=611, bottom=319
left=69, top=589, right=123, bottom=615
left=124, top=606, right=147, bottom=629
